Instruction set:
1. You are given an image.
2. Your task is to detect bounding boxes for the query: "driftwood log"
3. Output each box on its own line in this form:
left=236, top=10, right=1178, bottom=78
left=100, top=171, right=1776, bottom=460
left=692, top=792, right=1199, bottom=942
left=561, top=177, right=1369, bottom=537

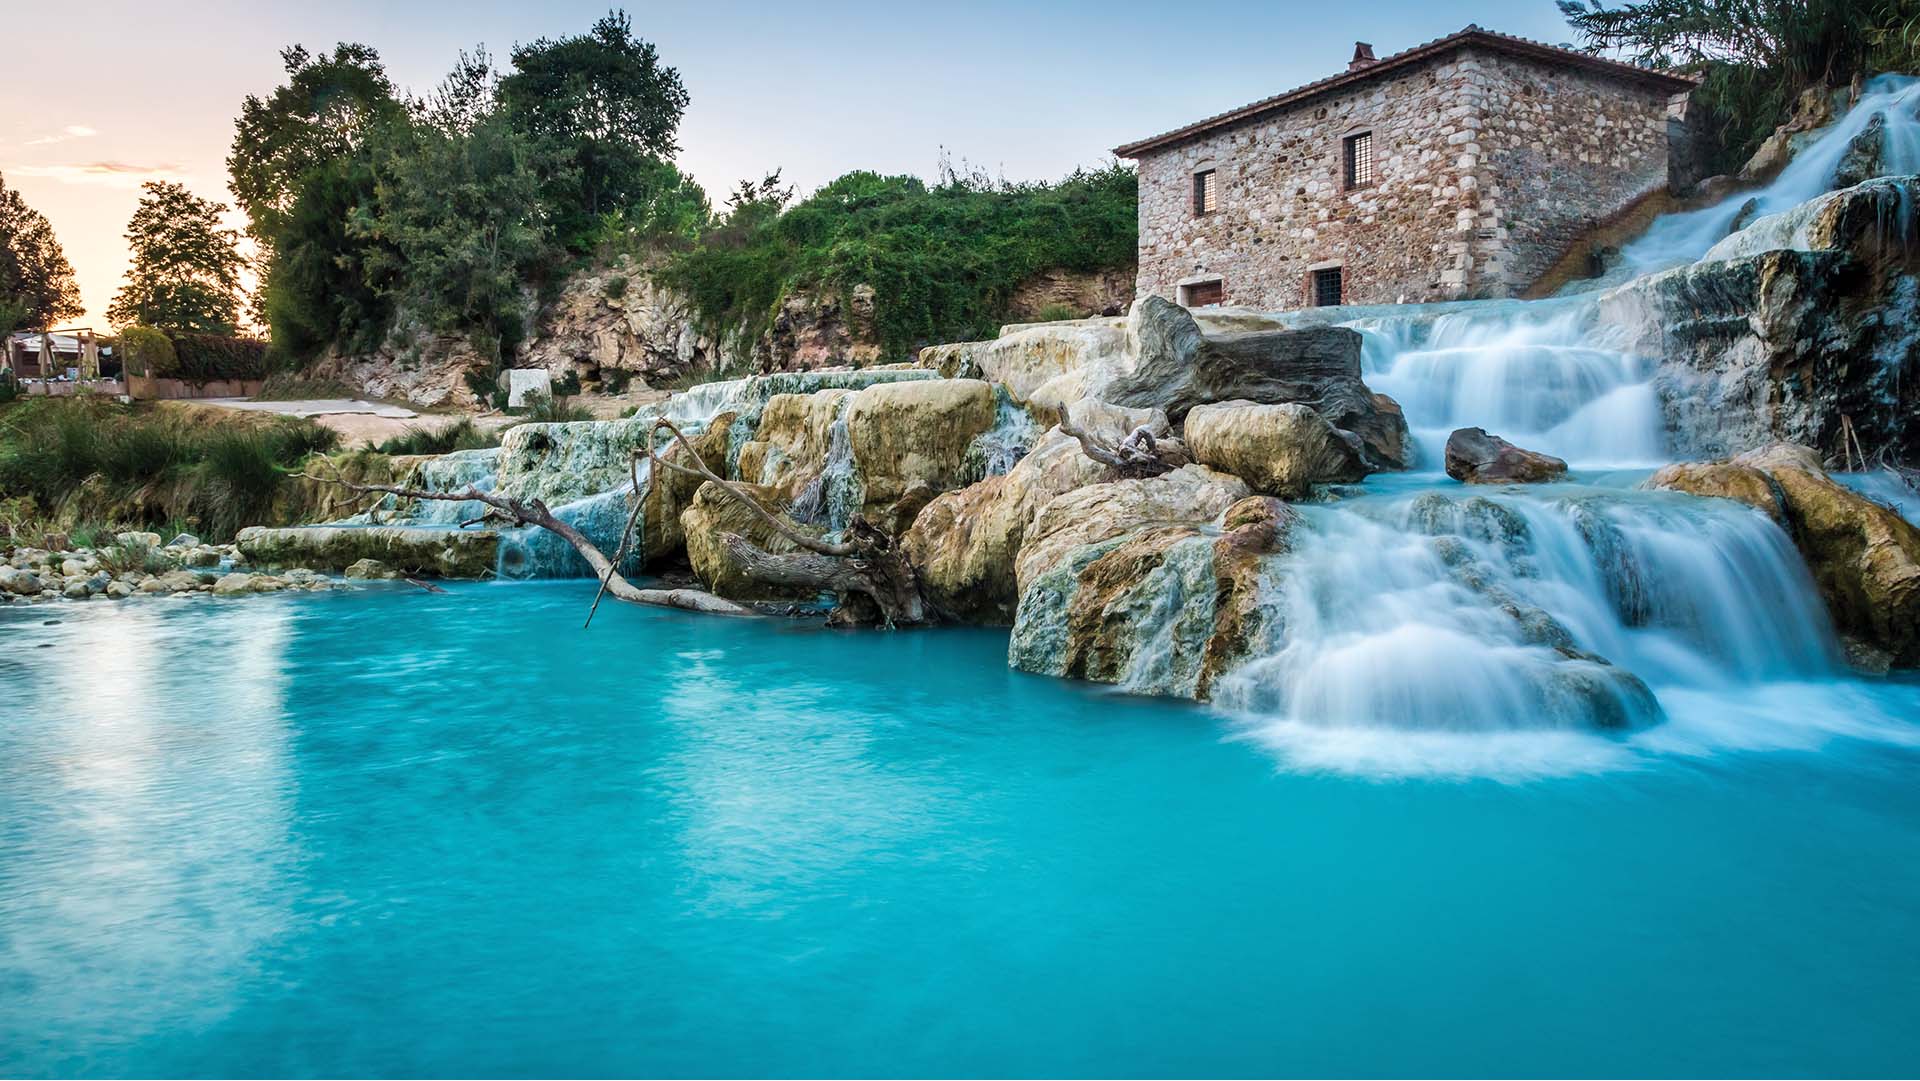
left=302, top=463, right=749, bottom=618
left=1058, top=418, right=1178, bottom=478
left=645, top=418, right=931, bottom=627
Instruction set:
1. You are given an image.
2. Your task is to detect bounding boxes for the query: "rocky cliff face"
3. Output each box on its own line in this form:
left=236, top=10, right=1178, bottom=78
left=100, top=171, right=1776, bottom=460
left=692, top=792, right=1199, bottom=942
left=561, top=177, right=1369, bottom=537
left=317, top=258, right=1134, bottom=409
left=1600, top=176, right=1920, bottom=462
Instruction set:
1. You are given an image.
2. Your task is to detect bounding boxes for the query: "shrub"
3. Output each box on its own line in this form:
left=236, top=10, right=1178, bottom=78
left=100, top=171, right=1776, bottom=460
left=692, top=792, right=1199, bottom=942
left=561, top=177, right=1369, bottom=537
left=190, top=431, right=285, bottom=538
left=370, top=418, right=499, bottom=455
left=96, top=539, right=171, bottom=576
left=168, top=333, right=269, bottom=384
left=1034, top=302, right=1083, bottom=323
left=118, top=325, right=176, bottom=378
left=599, top=368, right=633, bottom=395
left=658, top=162, right=1138, bottom=359
left=512, top=391, right=593, bottom=423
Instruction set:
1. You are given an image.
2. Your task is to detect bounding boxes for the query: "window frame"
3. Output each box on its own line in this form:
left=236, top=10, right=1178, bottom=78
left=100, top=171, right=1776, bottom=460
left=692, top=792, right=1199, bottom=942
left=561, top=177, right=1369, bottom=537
left=1192, top=168, right=1219, bottom=216
left=1181, top=278, right=1225, bottom=308
left=1342, top=130, right=1376, bottom=191
left=1309, top=266, right=1344, bottom=308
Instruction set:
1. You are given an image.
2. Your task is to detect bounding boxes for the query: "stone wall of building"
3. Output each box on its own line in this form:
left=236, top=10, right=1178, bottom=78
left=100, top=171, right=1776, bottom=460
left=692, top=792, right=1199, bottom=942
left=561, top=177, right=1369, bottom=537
left=1472, top=56, right=1676, bottom=295
left=1132, top=45, right=1680, bottom=309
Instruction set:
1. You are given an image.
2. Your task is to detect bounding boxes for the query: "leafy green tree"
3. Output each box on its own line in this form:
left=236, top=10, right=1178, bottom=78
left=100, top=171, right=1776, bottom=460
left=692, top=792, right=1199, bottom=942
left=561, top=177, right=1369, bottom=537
left=227, top=43, right=403, bottom=241
left=1559, top=0, right=1920, bottom=166
left=263, top=155, right=393, bottom=359
left=356, top=110, right=554, bottom=366
left=0, top=172, right=84, bottom=330
left=412, top=46, right=498, bottom=137
left=584, top=159, right=714, bottom=252
left=107, top=182, right=246, bottom=334
left=498, top=10, right=690, bottom=243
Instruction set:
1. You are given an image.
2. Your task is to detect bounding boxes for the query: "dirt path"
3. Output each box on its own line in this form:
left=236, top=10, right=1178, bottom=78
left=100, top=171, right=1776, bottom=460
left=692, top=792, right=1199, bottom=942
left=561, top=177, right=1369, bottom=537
left=190, top=398, right=512, bottom=446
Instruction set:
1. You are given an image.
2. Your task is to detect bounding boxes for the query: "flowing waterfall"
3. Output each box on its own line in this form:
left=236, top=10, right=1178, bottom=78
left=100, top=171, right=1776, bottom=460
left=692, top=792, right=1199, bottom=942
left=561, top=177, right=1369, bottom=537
left=791, top=395, right=859, bottom=532
left=1357, top=297, right=1664, bottom=468
left=1620, top=74, right=1920, bottom=276
left=1207, top=75, right=1920, bottom=775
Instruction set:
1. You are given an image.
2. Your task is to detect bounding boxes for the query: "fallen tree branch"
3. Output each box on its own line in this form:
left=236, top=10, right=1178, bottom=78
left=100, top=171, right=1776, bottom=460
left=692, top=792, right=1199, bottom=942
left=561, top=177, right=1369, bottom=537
left=644, top=417, right=931, bottom=627
left=1059, top=417, right=1177, bottom=478
left=298, top=463, right=749, bottom=617
left=645, top=417, right=856, bottom=557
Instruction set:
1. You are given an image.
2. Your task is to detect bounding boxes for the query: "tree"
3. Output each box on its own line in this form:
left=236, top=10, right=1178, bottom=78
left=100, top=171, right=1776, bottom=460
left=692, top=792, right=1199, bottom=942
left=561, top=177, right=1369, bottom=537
left=108, top=181, right=246, bottom=334
left=0, top=172, right=84, bottom=330
left=497, top=9, right=690, bottom=241
left=1558, top=0, right=1920, bottom=166
left=355, top=110, right=554, bottom=365
left=228, top=43, right=403, bottom=242
left=263, top=154, right=393, bottom=360
left=412, top=46, right=498, bottom=137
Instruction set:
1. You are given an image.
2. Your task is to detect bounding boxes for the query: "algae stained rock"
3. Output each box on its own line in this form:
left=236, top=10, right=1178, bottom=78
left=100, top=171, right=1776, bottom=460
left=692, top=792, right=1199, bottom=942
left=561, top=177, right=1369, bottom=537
left=236, top=526, right=500, bottom=579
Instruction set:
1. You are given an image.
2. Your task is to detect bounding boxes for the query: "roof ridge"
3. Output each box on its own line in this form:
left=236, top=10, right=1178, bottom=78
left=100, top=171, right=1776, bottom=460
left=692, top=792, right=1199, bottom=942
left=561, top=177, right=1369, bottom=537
left=1112, top=25, right=1695, bottom=158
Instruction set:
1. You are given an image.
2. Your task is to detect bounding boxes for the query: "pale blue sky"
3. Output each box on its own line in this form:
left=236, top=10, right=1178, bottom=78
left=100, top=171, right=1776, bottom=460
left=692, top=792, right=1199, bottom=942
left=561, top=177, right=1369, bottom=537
left=1, top=0, right=1580, bottom=324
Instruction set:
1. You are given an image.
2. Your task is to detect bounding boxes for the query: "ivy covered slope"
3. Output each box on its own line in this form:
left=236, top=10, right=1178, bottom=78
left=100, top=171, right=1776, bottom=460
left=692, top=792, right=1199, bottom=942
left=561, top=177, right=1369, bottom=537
left=656, top=164, right=1138, bottom=358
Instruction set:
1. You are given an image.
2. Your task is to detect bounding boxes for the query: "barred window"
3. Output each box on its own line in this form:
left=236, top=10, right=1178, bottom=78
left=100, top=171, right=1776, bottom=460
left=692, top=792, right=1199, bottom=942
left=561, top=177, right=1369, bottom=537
left=1311, top=267, right=1343, bottom=307
left=1193, top=169, right=1218, bottom=215
left=1343, top=131, right=1375, bottom=189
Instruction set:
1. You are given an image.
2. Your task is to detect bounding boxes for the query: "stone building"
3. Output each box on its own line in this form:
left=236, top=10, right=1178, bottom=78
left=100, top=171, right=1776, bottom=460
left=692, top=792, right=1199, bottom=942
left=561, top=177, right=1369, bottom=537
left=1114, top=26, right=1697, bottom=310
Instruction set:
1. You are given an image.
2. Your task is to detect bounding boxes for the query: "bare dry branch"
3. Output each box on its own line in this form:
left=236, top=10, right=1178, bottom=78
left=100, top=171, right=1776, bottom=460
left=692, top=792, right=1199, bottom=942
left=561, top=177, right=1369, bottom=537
left=645, top=417, right=857, bottom=558
left=300, top=463, right=750, bottom=617
left=1059, top=418, right=1176, bottom=478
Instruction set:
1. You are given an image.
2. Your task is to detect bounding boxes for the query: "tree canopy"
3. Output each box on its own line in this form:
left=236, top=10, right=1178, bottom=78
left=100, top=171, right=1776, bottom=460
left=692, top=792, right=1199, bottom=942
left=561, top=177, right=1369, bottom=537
left=497, top=9, right=690, bottom=240
left=228, top=43, right=404, bottom=241
left=1559, top=0, right=1920, bottom=167
left=0, top=173, right=84, bottom=332
left=108, top=181, right=246, bottom=334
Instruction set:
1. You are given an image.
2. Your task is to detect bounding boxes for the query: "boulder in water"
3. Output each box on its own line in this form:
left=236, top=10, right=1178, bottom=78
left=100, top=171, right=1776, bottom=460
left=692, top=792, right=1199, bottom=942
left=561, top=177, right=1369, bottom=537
left=679, top=480, right=825, bottom=601
left=737, top=392, right=850, bottom=499
left=1831, top=112, right=1886, bottom=190
left=1008, top=487, right=1288, bottom=701
left=1642, top=461, right=1787, bottom=524
left=235, top=526, right=498, bottom=579
left=641, top=410, right=735, bottom=562
left=1183, top=400, right=1369, bottom=498
left=1648, top=442, right=1920, bottom=666
left=1444, top=428, right=1568, bottom=484
left=1015, top=464, right=1250, bottom=594
left=902, top=408, right=1137, bottom=624
left=845, top=378, right=997, bottom=521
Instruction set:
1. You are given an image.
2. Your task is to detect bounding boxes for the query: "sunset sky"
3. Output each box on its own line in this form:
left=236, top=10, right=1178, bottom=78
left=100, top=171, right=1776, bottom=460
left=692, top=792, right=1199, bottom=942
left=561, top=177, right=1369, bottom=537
left=1, top=0, right=1571, bottom=328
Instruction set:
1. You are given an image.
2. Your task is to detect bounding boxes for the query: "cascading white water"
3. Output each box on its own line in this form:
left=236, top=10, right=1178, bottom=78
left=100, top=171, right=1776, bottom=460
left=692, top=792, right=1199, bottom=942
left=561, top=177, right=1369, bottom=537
left=1357, top=297, right=1665, bottom=468
left=1210, top=74, right=1920, bottom=773
left=1620, top=74, right=1920, bottom=276
left=1214, top=486, right=1840, bottom=727
left=791, top=396, right=859, bottom=532
left=967, top=389, right=1043, bottom=479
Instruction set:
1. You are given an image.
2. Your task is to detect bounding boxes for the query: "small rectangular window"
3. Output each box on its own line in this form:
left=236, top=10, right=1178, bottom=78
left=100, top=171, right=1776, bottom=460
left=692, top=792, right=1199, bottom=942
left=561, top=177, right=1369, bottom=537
left=1343, top=131, right=1374, bottom=189
left=1193, top=169, right=1218, bottom=215
left=1185, top=279, right=1224, bottom=307
left=1311, top=267, right=1343, bottom=307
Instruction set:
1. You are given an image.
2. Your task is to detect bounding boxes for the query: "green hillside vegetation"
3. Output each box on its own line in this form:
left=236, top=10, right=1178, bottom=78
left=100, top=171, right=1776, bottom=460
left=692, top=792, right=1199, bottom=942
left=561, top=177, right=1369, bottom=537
left=657, top=163, right=1136, bottom=358
left=236, top=11, right=1135, bottom=381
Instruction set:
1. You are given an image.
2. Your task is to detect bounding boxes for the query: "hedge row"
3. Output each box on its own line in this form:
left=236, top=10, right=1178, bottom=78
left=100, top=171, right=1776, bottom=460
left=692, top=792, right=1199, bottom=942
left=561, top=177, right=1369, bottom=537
left=120, top=326, right=268, bottom=384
